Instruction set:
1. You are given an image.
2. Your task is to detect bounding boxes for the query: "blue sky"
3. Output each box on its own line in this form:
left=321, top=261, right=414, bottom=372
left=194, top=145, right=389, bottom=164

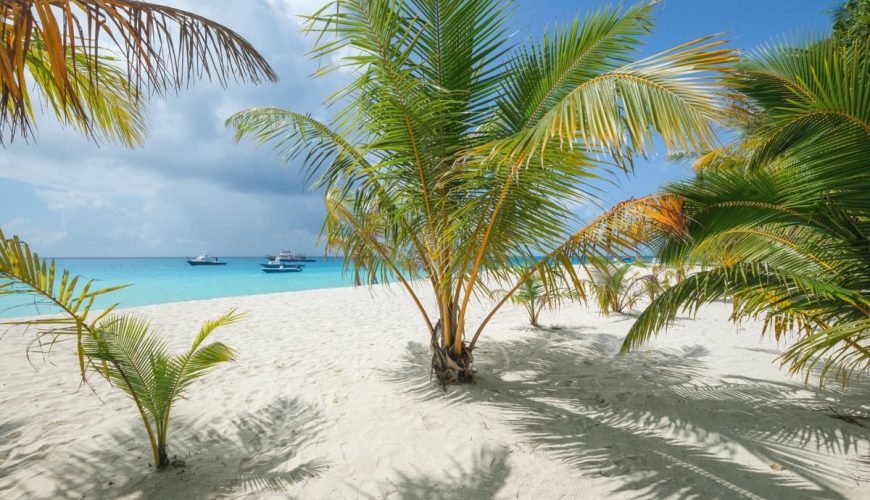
left=0, top=0, right=834, bottom=257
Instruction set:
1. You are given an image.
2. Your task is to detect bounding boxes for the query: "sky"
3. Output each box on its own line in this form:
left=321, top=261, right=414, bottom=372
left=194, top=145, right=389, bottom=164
left=0, top=0, right=834, bottom=257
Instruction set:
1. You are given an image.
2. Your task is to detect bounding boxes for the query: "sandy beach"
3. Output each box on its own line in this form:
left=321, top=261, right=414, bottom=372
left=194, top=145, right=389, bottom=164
left=1, top=283, right=868, bottom=499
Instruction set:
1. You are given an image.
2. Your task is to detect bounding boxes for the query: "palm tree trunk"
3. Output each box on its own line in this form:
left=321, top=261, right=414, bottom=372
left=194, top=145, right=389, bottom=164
left=157, top=442, right=169, bottom=468
left=430, top=299, right=474, bottom=388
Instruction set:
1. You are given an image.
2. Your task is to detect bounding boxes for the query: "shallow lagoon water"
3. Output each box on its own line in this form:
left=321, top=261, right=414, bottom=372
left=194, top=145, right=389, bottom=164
left=0, top=257, right=357, bottom=317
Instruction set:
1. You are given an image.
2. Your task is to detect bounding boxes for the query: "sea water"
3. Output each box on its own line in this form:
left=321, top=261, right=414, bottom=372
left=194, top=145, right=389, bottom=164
left=1, top=255, right=654, bottom=318
left=0, top=257, right=357, bottom=318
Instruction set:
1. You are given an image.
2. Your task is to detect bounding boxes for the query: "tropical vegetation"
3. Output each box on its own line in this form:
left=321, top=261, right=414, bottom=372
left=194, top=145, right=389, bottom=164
left=0, top=229, right=241, bottom=468
left=1, top=3, right=271, bottom=466
left=584, top=258, right=648, bottom=315
left=84, top=310, right=241, bottom=468
left=833, top=0, right=870, bottom=46
left=492, top=272, right=575, bottom=328
left=622, top=36, right=870, bottom=386
left=0, top=0, right=276, bottom=145
left=228, top=0, right=733, bottom=385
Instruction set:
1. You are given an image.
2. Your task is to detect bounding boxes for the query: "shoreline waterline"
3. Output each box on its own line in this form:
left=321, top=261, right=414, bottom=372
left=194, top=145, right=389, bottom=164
left=0, top=256, right=655, bottom=319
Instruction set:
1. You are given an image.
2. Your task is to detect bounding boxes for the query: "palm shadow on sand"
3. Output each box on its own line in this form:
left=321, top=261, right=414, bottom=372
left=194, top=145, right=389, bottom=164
left=23, top=396, right=329, bottom=499
left=0, top=419, right=33, bottom=487
left=366, top=444, right=511, bottom=500
left=385, top=327, right=870, bottom=499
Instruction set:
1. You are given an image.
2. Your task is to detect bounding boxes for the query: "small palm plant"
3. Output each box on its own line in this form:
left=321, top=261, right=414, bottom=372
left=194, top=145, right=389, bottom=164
left=639, top=264, right=679, bottom=301
left=493, top=272, right=577, bottom=328
left=85, top=311, right=241, bottom=468
left=0, top=228, right=241, bottom=468
left=584, top=258, right=647, bottom=315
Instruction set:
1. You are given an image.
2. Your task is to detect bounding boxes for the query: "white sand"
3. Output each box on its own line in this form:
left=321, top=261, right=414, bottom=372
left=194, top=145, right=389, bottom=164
left=1, top=283, right=868, bottom=499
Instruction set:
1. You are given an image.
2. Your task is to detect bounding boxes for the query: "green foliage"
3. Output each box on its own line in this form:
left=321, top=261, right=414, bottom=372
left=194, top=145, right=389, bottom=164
left=0, top=228, right=241, bottom=467
left=85, top=310, right=241, bottom=467
left=493, top=272, right=577, bottom=327
left=833, top=0, right=870, bottom=47
left=228, top=0, right=732, bottom=382
left=584, top=258, right=653, bottom=315
left=639, top=264, right=679, bottom=302
left=0, top=227, right=128, bottom=378
left=624, top=38, right=870, bottom=386
left=23, top=33, right=148, bottom=146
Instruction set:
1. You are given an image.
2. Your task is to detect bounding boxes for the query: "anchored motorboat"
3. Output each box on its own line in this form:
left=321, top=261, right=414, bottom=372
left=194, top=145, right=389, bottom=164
left=186, top=252, right=227, bottom=266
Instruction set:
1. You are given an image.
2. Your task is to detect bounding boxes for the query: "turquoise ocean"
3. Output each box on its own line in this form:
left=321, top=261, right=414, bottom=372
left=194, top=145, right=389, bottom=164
left=1, top=255, right=653, bottom=318
left=0, top=257, right=356, bottom=318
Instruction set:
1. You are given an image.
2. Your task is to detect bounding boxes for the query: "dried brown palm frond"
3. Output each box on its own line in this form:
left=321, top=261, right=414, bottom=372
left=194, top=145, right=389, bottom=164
left=0, top=0, right=277, bottom=144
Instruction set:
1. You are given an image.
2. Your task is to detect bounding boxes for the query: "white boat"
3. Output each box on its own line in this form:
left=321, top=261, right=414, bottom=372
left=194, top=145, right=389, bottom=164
left=187, top=252, right=227, bottom=266
left=265, top=250, right=315, bottom=263
left=261, top=258, right=305, bottom=269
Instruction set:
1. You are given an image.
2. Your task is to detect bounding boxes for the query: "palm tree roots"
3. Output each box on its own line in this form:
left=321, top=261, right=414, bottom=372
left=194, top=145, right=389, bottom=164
left=430, top=320, right=475, bottom=389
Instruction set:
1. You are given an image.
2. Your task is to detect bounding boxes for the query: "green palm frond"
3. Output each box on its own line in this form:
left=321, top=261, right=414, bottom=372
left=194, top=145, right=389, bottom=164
left=623, top=37, right=869, bottom=385
left=24, top=33, right=148, bottom=146
left=0, top=228, right=128, bottom=379
left=85, top=310, right=239, bottom=467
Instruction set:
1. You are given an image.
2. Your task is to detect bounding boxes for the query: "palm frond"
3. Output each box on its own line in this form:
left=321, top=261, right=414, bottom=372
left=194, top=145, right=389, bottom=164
left=0, top=228, right=128, bottom=379
left=0, top=0, right=277, bottom=143
left=626, top=53, right=870, bottom=382
left=24, top=32, right=147, bottom=146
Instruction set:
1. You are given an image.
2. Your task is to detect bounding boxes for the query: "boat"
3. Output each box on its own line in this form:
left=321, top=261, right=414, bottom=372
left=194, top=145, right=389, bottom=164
left=261, top=263, right=304, bottom=273
left=265, top=250, right=316, bottom=263
left=261, top=259, right=305, bottom=269
left=186, top=252, right=227, bottom=266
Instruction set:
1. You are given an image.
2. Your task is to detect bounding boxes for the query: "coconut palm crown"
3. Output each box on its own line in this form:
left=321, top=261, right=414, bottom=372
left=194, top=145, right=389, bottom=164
left=228, top=0, right=734, bottom=384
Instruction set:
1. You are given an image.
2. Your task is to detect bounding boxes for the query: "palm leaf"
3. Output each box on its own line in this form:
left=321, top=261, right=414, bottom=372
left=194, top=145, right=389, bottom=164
left=0, top=0, right=277, bottom=143
left=0, top=228, right=128, bottom=379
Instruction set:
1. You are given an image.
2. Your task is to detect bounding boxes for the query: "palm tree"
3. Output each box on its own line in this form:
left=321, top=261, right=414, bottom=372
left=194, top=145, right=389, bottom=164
left=0, top=229, right=241, bottom=468
left=228, top=0, right=733, bottom=385
left=85, top=311, right=240, bottom=468
left=622, top=38, right=870, bottom=386
left=0, top=0, right=277, bottom=145
left=635, top=263, right=678, bottom=301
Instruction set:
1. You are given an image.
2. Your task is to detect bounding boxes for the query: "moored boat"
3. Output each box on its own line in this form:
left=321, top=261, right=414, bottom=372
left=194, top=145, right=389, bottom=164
left=265, top=250, right=316, bottom=263
left=261, top=261, right=305, bottom=269
left=261, top=263, right=304, bottom=273
left=187, top=252, right=227, bottom=266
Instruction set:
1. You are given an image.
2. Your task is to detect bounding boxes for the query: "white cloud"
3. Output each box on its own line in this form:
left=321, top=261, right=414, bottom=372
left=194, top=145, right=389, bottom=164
left=3, top=217, right=68, bottom=246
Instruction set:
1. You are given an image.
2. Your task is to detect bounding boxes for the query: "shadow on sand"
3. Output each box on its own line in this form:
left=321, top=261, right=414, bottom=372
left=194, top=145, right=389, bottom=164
left=367, top=444, right=511, bottom=500
left=385, top=326, right=870, bottom=499
left=18, top=396, right=328, bottom=499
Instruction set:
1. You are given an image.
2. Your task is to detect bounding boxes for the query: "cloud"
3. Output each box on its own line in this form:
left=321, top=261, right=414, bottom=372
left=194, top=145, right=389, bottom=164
left=3, top=217, right=68, bottom=246
left=0, top=0, right=344, bottom=257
